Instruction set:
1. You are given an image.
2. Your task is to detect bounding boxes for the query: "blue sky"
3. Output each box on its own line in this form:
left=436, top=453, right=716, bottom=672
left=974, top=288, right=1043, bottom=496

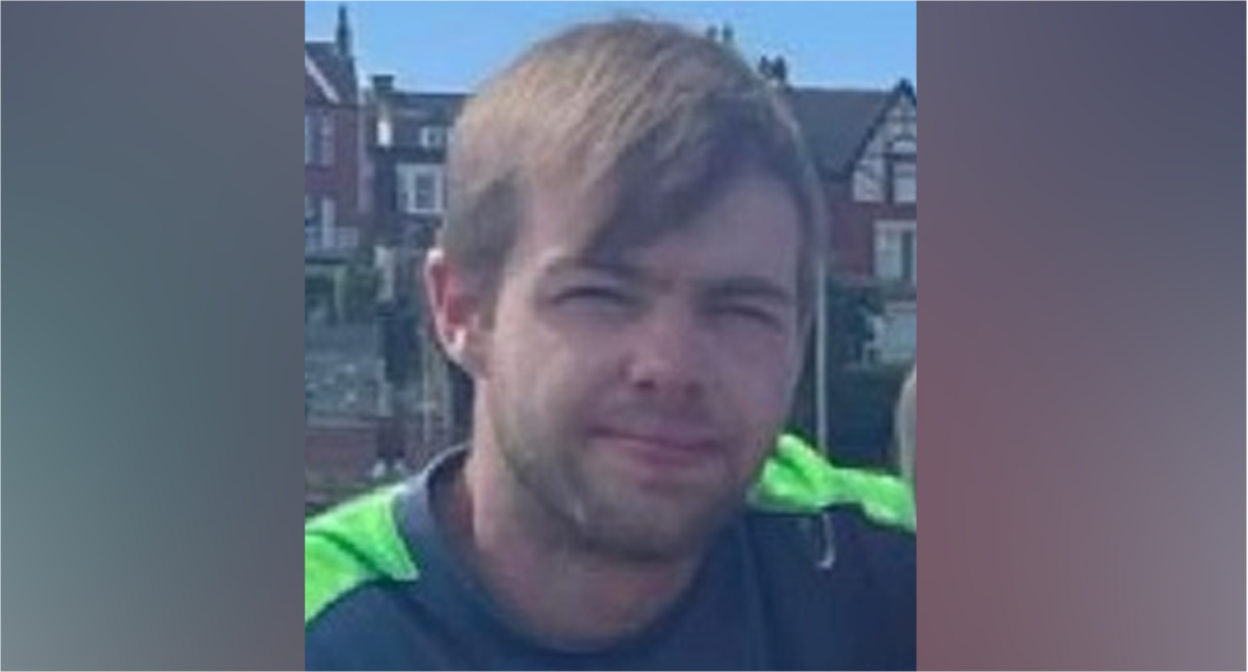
left=305, top=2, right=915, bottom=93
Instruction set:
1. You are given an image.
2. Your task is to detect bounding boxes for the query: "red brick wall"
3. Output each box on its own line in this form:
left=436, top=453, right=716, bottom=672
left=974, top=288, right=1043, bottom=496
left=829, top=195, right=918, bottom=283
left=305, top=104, right=362, bottom=227
left=306, top=423, right=376, bottom=514
left=306, top=423, right=376, bottom=477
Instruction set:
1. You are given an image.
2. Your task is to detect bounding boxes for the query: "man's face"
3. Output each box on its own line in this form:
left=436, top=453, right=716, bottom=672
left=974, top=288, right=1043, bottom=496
left=476, top=170, right=805, bottom=562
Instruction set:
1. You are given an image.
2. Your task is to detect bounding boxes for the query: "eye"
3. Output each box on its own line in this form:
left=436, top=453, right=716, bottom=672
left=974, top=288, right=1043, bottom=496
left=558, top=284, right=636, bottom=308
left=713, top=303, right=782, bottom=329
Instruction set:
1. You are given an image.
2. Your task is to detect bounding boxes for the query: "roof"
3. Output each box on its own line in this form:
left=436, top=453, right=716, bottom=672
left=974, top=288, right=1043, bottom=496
left=386, top=91, right=468, bottom=125
left=305, top=42, right=358, bottom=105
left=786, top=80, right=916, bottom=177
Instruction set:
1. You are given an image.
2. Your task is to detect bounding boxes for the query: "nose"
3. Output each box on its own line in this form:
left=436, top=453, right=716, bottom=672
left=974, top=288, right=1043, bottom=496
left=624, top=306, right=710, bottom=402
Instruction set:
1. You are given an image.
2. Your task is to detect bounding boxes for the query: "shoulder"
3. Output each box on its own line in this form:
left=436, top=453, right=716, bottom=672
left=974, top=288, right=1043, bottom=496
left=743, top=435, right=916, bottom=666
left=746, top=444, right=916, bottom=615
left=742, top=508, right=916, bottom=670
left=743, top=505, right=914, bottom=594
left=305, top=483, right=420, bottom=628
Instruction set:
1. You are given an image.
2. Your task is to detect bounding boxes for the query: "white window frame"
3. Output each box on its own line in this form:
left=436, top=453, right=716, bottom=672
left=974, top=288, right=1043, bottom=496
left=304, top=114, right=315, bottom=166
left=853, top=147, right=886, bottom=203
left=891, top=157, right=917, bottom=204
left=397, top=164, right=445, bottom=215
left=318, top=112, right=335, bottom=167
left=874, top=220, right=917, bottom=285
left=319, top=196, right=337, bottom=248
left=874, top=301, right=917, bottom=364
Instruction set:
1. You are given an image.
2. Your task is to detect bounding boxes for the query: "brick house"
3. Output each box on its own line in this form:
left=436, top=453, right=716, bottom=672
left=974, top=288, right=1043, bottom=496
left=789, top=80, right=918, bottom=364
left=365, top=77, right=471, bottom=452
left=305, top=7, right=366, bottom=322
left=366, top=78, right=465, bottom=251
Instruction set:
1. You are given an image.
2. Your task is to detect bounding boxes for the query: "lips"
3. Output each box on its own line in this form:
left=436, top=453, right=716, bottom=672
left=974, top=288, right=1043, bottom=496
left=590, top=426, right=720, bottom=469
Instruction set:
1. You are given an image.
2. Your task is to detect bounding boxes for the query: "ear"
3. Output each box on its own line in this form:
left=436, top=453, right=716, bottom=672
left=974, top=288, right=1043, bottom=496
left=424, top=248, right=491, bottom=378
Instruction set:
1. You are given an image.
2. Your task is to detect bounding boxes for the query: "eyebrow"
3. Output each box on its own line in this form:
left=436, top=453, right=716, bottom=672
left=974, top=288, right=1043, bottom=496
left=544, top=256, right=795, bottom=306
left=702, top=277, right=796, bottom=307
left=542, top=256, right=644, bottom=283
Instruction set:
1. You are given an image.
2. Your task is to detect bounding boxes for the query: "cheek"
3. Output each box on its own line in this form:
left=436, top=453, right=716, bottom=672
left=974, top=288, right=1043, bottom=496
left=717, top=344, right=803, bottom=468
left=705, top=349, right=797, bottom=459
left=713, top=334, right=801, bottom=412
left=494, top=319, right=608, bottom=427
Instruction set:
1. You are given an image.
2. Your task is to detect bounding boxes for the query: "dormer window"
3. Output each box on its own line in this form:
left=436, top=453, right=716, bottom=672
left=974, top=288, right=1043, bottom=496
left=889, top=155, right=916, bottom=204
left=885, top=132, right=916, bottom=204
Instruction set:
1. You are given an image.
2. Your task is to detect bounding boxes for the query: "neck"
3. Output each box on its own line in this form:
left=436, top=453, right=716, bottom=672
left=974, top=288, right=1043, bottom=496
left=435, top=443, right=705, bottom=650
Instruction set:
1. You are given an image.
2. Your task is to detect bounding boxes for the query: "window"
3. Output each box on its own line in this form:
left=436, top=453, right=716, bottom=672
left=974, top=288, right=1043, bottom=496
left=304, top=114, right=315, bottom=166
left=419, top=125, right=448, bottom=150
left=318, top=113, right=335, bottom=167
left=305, top=195, right=320, bottom=253
left=305, top=112, right=335, bottom=166
left=890, top=156, right=916, bottom=204
left=874, top=221, right=917, bottom=285
left=305, top=196, right=337, bottom=229
left=872, top=302, right=917, bottom=364
left=320, top=196, right=336, bottom=231
left=397, top=164, right=445, bottom=214
left=305, top=194, right=317, bottom=227
left=337, top=227, right=360, bottom=252
left=853, top=153, right=885, bottom=203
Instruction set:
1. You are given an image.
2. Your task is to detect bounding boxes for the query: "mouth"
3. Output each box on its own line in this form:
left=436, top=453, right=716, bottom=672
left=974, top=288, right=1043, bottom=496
left=589, top=426, right=721, bottom=472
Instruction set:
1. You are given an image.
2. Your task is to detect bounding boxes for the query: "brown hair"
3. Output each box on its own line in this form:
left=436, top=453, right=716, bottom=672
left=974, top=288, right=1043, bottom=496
left=441, top=18, right=826, bottom=317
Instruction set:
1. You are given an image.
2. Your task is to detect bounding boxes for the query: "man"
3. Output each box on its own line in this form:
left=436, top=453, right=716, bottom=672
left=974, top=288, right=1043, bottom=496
left=306, top=18, right=915, bottom=669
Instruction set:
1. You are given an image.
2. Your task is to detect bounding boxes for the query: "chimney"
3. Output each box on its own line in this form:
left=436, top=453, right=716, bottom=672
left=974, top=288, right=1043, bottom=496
left=335, top=5, right=353, bottom=58
left=758, top=54, right=790, bottom=88
left=707, top=23, right=736, bottom=49
left=372, top=74, right=395, bottom=96
left=773, top=56, right=789, bottom=86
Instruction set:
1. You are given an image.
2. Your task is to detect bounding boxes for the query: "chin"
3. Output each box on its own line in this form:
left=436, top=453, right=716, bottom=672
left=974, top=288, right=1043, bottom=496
left=573, top=492, right=743, bottom=563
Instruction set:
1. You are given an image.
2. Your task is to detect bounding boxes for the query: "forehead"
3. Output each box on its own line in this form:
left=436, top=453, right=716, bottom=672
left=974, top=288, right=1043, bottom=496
left=520, top=170, right=802, bottom=288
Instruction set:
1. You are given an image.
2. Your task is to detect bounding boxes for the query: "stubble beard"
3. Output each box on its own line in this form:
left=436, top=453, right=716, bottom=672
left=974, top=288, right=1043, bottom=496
left=496, top=429, right=748, bottom=566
